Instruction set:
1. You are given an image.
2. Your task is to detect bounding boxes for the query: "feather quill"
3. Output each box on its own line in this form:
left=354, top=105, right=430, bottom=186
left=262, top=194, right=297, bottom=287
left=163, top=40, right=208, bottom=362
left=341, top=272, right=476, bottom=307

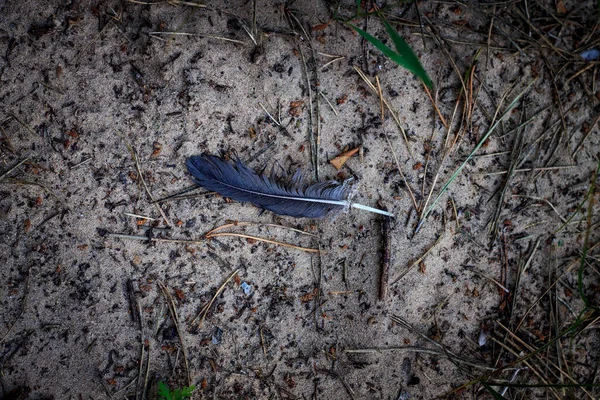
left=186, top=154, right=393, bottom=218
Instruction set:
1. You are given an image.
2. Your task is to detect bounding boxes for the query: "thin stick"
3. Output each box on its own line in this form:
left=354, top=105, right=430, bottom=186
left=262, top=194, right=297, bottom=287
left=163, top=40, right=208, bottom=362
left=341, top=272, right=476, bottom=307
left=391, top=235, right=442, bottom=285
left=0, top=157, right=29, bottom=182
left=10, top=114, right=37, bottom=136
left=319, top=91, right=339, bottom=115
left=416, top=79, right=536, bottom=233
left=423, top=82, right=448, bottom=129
left=479, top=164, right=578, bottom=176
left=191, top=269, right=239, bottom=327
left=121, top=133, right=173, bottom=227
left=469, top=269, right=510, bottom=293
left=345, top=346, right=494, bottom=370
left=354, top=67, right=414, bottom=158
left=107, top=233, right=203, bottom=245
left=124, top=212, right=157, bottom=221
left=572, top=112, right=600, bottom=157
left=148, top=31, right=245, bottom=44
left=205, top=221, right=318, bottom=237
left=375, top=75, right=385, bottom=121
left=205, top=232, right=319, bottom=253
left=259, top=102, right=281, bottom=126
left=157, top=281, right=191, bottom=387
left=0, top=267, right=31, bottom=344
left=379, top=203, right=391, bottom=301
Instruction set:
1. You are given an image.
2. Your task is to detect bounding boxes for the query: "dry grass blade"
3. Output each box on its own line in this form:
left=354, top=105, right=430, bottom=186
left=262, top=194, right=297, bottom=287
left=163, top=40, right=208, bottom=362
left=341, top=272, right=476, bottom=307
left=205, top=232, right=319, bottom=253
left=167, top=0, right=206, bottom=7
left=148, top=31, right=245, bottom=44
left=391, top=235, right=442, bottom=284
left=205, top=221, right=318, bottom=237
left=157, top=280, right=191, bottom=387
left=422, top=82, right=448, bottom=129
left=495, top=320, right=596, bottom=399
left=191, top=269, right=239, bottom=327
left=448, top=303, right=600, bottom=396
left=287, top=10, right=320, bottom=181
left=354, top=66, right=413, bottom=157
left=345, top=346, right=494, bottom=370
left=389, top=315, right=490, bottom=370
left=572, top=113, right=600, bottom=157
left=0, top=267, right=31, bottom=345
left=353, top=67, right=419, bottom=212
left=416, top=79, right=536, bottom=233
left=481, top=164, right=579, bottom=176
left=488, top=109, right=528, bottom=242
left=0, top=157, right=29, bottom=182
left=107, top=233, right=204, bottom=245
left=120, top=133, right=173, bottom=227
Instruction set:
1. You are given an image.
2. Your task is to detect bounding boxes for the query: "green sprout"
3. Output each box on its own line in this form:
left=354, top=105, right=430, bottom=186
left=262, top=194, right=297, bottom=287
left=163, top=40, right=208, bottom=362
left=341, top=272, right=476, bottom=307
left=157, top=381, right=195, bottom=400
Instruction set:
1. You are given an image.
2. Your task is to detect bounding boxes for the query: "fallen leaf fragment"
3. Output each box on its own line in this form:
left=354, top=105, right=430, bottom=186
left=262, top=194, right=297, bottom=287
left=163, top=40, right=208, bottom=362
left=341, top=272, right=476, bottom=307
left=330, top=147, right=359, bottom=170
left=311, top=20, right=331, bottom=31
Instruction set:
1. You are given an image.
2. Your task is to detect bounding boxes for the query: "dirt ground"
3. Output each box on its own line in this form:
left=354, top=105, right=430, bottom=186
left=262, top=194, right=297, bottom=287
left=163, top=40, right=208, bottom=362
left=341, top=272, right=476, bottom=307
left=1, top=0, right=599, bottom=399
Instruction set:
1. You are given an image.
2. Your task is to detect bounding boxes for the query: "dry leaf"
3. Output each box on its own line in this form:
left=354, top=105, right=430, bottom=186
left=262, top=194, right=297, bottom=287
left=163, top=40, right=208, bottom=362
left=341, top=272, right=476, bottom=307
left=556, top=0, right=567, bottom=14
left=330, top=147, right=359, bottom=170
left=311, top=20, right=331, bottom=31
left=151, top=141, right=162, bottom=157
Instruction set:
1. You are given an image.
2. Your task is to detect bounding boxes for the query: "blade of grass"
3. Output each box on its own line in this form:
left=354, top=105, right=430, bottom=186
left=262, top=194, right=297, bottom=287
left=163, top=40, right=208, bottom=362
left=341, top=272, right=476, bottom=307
left=416, top=79, right=536, bottom=233
left=347, top=23, right=432, bottom=88
left=481, top=382, right=504, bottom=400
left=380, top=17, right=433, bottom=88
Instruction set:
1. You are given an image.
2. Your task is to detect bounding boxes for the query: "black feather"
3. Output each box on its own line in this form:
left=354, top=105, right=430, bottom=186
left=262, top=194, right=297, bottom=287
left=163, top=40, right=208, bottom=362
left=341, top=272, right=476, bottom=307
left=186, top=154, right=393, bottom=218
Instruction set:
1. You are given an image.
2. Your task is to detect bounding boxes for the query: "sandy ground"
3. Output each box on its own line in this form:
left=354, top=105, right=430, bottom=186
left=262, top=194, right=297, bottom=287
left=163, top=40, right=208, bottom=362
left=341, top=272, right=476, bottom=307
left=1, top=0, right=599, bottom=399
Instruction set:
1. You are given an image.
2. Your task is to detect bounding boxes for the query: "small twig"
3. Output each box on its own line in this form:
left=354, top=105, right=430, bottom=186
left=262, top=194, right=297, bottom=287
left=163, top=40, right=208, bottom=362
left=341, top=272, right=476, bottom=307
left=124, top=212, right=157, bottom=221
left=375, top=75, right=385, bottom=121
left=191, top=269, right=239, bottom=327
left=260, top=326, right=267, bottom=356
left=480, top=164, right=579, bottom=176
left=120, top=133, right=173, bottom=227
left=205, top=221, right=318, bottom=237
left=469, top=269, right=510, bottom=293
left=318, top=91, right=339, bottom=115
left=148, top=31, right=245, bottom=44
left=205, top=232, right=319, bottom=253
left=135, top=338, right=144, bottom=400
left=422, top=82, right=448, bottom=129
left=391, top=235, right=442, bottom=285
left=69, top=157, right=92, bottom=170
left=354, top=67, right=414, bottom=157
left=259, top=102, right=281, bottom=126
left=336, top=367, right=356, bottom=400
left=157, top=280, right=191, bottom=387
left=345, top=346, right=494, bottom=370
left=10, top=114, right=36, bottom=136
left=0, top=267, right=31, bottom=345
left=378, top=202, right=391, bottom=301
left=0, top=157, right=29, bottom=182
left=106, top=232, right=202, bottom=245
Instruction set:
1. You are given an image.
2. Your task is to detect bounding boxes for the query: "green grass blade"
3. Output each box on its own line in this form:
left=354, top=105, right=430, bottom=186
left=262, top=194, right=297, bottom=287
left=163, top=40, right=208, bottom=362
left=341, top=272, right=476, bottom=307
left=348, top=23, right=432, bottom=87
left=416, top=79, right=537, bottom=232
left=381, top=18, right=433, bottom=88
left=480, top=382, right=504, bottom=400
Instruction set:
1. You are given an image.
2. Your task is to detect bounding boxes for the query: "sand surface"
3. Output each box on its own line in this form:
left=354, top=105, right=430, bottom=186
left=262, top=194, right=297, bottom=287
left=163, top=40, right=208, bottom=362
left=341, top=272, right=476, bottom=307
left=1, top=1, right=599, bottom=399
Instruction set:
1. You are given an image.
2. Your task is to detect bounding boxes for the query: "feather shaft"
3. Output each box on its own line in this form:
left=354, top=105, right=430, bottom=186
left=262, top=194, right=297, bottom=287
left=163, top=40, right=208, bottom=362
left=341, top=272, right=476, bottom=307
left=351, top=203, right=394, bottom=217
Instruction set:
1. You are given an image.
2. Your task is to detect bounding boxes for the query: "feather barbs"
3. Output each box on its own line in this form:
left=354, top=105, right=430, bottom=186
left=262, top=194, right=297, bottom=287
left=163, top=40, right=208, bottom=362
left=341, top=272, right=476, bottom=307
left=186, top=154, right=393, bottom=219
